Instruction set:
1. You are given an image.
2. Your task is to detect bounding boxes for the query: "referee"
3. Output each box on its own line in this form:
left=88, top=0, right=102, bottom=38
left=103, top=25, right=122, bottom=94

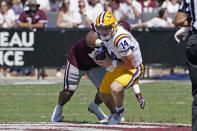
left=175, top=0, right=197, bottom=130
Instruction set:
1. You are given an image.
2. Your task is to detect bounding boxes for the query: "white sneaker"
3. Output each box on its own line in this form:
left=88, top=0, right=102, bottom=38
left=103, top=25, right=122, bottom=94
left=51, top=105, right=63, bottom=122
left=107, top=108, right=124, bottom=125
left=88, top=102, right=107, bottom=121
left=120, top=117, right=125, bottom=122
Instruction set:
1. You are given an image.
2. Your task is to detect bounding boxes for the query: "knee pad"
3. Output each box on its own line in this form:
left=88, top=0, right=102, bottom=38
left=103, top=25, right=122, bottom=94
left=185, top=45, right=197, bottom=65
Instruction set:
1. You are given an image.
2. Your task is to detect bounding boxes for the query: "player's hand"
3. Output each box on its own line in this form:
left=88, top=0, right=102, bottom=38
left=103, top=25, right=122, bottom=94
left=174, top=27, right=189, bottom=44
left=135, top=93, right=145, bottom=109
left=88, top=48, right=100, bottom=59
left=89, top=49, right=104, bottom=65
left=95, top=54, right=112, bottom=67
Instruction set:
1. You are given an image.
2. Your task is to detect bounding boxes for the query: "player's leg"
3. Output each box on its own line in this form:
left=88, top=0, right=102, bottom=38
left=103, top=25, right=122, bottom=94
left=110, top=81, right=124, bottom=107
left=99, top=69, right=127, bottom=124
left=98, top=92, right=126, bottom=124
left=108, top=80, right=125, bottom=125
left=86, top=67, right=108, bottom=121
left=51, top=60, right=84, bottom=122
left=102, top=69, right=127, bottom=125
left=187, top=62, right=197, bottom=131
left=185, top=34, right=197, bottom=131
left=58, top=90, right=74, bottom=106
left=98, top=92, right=116, bottom=114
left=92, top=92, right=102, bottom=106
left=99, top=70, right=123, bottom=125
left=108, top=65, right=144, bottom=125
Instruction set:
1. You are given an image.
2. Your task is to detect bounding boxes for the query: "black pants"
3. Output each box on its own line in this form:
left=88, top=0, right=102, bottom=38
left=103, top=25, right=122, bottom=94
left=185, top=34, right=197, bottom=131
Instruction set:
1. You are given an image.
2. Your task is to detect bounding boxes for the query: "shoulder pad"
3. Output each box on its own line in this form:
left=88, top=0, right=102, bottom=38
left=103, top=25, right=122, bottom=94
left=114, top=34, right=133, bottom=51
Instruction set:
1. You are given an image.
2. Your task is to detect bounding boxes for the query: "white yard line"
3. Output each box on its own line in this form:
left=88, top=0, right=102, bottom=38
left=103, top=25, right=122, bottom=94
left=0, top=122, right=191, bottom=131
left=0, top=79, right=156, bottom=86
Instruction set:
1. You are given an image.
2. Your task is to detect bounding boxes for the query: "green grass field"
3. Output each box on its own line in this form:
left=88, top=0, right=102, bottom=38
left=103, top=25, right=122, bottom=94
left=0, top=79, right=192, bottom=124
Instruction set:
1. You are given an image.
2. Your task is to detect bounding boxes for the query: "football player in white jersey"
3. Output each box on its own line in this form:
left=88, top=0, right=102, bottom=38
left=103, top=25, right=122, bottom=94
left=93, top=11, right=145, bottom=125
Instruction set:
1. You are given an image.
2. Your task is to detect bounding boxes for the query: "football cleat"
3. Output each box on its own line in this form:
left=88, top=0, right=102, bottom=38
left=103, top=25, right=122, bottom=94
left=136, top=93, right=145, bottom=109
left=98, top=115, right=125, bottom=124
left=88, top=102, right=107, bottom=121
left=120, top=116, right=125, bottom=122
left=107, top=108, right=124, bottom=125
left=98, top=118, right=108, bottom=124
left=51, top=105, right=63, bottom=122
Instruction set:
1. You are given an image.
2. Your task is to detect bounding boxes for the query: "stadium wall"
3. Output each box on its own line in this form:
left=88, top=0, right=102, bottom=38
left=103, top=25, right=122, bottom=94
left=0, top=28, right=187, bottom=68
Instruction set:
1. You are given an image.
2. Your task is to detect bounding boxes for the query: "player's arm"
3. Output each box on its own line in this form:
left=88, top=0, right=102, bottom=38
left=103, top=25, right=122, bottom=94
left=117, top=53, right=136, bottom=69
left=18, top=12, right=30, bottom=28
left=32, top=23, right=45, bottom=28
left=95, top=48, right=136, bottom=69
left=174, top=1, right=190, bottom=43
left=175, top=0, right=190, bottom=27
left=95, top=37, right=137, bottom=69
left=175, top=12, right=190, bottom=27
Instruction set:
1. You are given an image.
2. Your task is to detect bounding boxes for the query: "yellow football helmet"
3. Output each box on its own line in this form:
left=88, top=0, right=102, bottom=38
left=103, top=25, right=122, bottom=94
left=95, top=11, right=118, bottom=40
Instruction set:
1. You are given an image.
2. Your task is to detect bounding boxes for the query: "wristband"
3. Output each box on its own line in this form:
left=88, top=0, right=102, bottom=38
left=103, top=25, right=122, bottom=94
left=9, top=24, right=14, bottom=28
left=95, top=39, right=102, bottom=46
left=112, top=59, right=118, bottom=67
left=24, top=23, right=28, bottom=28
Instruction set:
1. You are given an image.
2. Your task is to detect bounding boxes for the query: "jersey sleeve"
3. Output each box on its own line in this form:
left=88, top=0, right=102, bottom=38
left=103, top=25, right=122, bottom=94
left=91, top=23, right=96, bottom=32
left=178, top=0, right=190, bottom=14
left=114, top=34, right=134, bottom=56
left=118, top=20, right=131, bottom=32
left=18, top=12, right=26, bottom=23
left=38, top=10, right=48, bottom=23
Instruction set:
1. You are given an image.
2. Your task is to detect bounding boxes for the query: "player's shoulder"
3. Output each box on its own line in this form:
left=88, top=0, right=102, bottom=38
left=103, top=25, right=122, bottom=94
left=118, top=20, right=131, bottom=32
left=113, top=26, right=133, bottom=48
left=115, top=26, right=133, bottom=38
left=36, top=10, right=46, bottom=15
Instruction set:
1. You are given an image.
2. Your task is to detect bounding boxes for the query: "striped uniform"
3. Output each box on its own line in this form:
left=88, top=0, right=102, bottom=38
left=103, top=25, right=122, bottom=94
left=178, top=1, right=197, bottom=131
left=179, top=0, right=197, bottom=33
left=99, top=25, right=144, bottom=94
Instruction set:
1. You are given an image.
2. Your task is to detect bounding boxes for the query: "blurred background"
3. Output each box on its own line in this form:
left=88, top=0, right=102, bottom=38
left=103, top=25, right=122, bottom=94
left=0, top=0, right=188, bottom=81
left=0, top=0, right=192, bottom=126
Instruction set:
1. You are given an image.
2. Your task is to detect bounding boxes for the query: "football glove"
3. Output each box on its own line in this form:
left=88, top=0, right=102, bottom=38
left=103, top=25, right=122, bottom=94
left=135, top=93, right=145, bottom=109
left=174, top=27, right=189, bottom=44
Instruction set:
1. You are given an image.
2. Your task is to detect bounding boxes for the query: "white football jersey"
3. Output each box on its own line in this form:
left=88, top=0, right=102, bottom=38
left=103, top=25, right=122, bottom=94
left=101, top=26, right=142, bottom=67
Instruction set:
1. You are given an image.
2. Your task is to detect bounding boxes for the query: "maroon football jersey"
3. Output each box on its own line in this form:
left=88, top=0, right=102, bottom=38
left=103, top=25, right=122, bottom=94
left=68, top=36, right=97, bottom=70
left=18, top=10, right=47, bottom=24
left=68, top=20, right=131, bottom=71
